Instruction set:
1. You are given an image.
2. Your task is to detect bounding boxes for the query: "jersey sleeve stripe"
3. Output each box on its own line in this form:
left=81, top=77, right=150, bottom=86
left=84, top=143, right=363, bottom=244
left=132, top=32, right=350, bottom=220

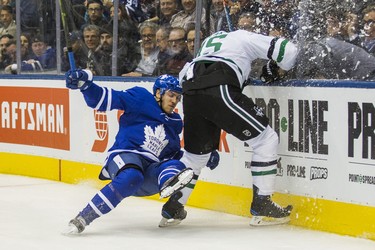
left=276, top=40, right=288, bottom=63
left=106, top=88, right=112, bottom=111
left=95, top=86, right=107, bottom=110
left=267, top=38, right=279, bottom=60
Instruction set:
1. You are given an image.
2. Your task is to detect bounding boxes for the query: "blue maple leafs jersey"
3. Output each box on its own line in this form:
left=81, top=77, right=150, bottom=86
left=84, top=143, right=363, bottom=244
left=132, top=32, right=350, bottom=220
left=82, top=83, right=183, bottom=164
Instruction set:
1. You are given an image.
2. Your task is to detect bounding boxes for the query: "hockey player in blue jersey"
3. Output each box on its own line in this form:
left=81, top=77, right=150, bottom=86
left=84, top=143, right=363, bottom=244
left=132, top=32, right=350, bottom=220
left=63, top=70, right=199, bottom=234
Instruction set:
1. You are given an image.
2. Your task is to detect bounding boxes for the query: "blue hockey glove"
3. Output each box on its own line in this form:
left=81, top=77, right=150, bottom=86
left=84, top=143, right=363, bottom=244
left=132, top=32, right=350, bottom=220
left=65, top=69, right=93, bottom=90
left=206, top=150, right=220, bottom=170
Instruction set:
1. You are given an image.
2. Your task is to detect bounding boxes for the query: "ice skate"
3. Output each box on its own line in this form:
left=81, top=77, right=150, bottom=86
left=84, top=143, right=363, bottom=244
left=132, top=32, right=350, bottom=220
left=62, top=215, right=86, bottom=235
left=160, top=168, right=194, bottom=199
left=249, top=186, right=292, bottom=226
left=159, top=191, right=187, bottom=227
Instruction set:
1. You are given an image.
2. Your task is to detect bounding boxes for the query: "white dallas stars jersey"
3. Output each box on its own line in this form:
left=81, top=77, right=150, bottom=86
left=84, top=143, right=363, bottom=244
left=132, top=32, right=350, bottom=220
left=180, top=30, right=298, bottom=88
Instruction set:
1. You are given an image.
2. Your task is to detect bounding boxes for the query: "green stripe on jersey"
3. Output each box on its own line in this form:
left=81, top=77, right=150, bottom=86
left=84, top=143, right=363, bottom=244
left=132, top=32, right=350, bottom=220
left=276, top=40, right=288, bottom=63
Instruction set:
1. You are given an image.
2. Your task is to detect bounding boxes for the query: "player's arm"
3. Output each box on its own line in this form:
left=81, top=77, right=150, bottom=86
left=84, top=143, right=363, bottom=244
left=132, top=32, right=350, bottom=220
left=271, top=39, right=297, bottom=71
left=65, top=69, right=132, bottom=111
left=253, top=35, right=298, bottom=83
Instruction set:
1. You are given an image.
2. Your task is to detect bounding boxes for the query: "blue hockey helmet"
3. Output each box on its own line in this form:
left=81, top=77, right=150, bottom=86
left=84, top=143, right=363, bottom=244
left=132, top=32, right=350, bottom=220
left=153, top=74, right=182, bottom=96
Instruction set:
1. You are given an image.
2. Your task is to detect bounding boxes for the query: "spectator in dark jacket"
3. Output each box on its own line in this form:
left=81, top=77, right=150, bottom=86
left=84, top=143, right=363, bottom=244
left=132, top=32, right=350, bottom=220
left=154, top=27, right=192, bottom=76
left=11, top=35, right=56, bottom=73
left=81, top=0, right=109, bottom=30
left=295, top=37, right=375, bottom=81
left=97, top=27, right=141, bottom=76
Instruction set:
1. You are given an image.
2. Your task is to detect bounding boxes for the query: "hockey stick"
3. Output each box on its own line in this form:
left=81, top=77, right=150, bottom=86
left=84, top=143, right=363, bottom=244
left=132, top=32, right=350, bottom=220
left=223, top=0, right=234, bottom=32
left=59, top=0, right=76, bottom=70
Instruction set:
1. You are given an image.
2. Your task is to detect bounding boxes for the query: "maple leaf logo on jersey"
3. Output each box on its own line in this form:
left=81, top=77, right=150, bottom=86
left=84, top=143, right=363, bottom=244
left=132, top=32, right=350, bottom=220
left=141, top=124, right=169, bottom=157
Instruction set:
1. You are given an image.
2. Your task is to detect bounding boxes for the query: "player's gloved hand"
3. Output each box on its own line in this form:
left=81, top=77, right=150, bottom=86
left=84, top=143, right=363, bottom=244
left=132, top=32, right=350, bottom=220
left=260, top=60, right=280, bottom=83
left=65, top=69, right=93, bottom=90
left=206, top=150, right=220, bottom=170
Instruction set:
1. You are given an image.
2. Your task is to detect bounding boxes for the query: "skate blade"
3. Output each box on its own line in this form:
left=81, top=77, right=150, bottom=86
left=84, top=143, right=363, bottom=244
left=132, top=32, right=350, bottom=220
left=159, top=217, right=183, bottom=228
left=61, top=224, right=81, bottom=236
left=160, top=168, right=194, bottom=199
left=249, top=215, right=290, bottom=226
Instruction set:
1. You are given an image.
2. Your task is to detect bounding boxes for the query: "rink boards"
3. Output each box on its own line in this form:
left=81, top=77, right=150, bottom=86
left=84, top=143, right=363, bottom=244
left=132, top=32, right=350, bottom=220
left=0, top=75, right=374, bottom=240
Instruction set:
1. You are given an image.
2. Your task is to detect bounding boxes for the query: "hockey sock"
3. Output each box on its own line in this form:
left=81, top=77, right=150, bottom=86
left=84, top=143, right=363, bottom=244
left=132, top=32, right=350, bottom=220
left=176, top=174, right=198, bottom=205
left=79, top=168, right=144, bottom=225
left=174, top=151, right=209, bottom=205
left=247, top=126, right=278, bottom=196
left=251, top=159, right=277, bottom=196
left=158, top=159, right=186, bottom=189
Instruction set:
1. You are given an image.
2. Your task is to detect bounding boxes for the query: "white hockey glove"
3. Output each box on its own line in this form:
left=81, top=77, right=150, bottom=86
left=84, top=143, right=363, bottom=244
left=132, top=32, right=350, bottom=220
left=65, top=69, right=93, bottom=90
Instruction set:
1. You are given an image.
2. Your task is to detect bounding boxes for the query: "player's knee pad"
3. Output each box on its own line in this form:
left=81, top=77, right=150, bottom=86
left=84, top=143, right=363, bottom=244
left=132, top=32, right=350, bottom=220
left=111, top=167, right=144, bottom=198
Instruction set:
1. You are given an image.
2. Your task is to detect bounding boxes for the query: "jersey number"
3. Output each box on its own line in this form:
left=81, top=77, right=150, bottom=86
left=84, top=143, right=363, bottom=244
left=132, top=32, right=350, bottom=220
left=197, top=33, right=228, bottom=56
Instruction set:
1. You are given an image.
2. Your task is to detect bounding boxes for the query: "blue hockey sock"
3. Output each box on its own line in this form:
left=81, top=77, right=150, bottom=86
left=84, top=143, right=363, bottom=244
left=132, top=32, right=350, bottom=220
left=80, top=168, right=144, bottom=225
left=158, top=160, right=185, bottom=189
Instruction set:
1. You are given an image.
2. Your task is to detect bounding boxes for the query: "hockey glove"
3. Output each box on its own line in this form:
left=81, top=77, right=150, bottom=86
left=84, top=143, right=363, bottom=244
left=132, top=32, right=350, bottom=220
left=65, top=69, right=93, bottom=90
left=260, top=60, right=280, bottom=83
left=206, top=150, right=220, bottom=170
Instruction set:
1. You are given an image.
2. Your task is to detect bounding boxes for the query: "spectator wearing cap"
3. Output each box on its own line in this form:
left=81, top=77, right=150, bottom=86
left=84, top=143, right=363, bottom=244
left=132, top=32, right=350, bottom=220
left=27, top=35, right=56, bottom=71
left=96, top=27, right=140, bottom=76
left=5, top=35, right=57, bottom=73
left=62, top=30, right=87, bottom=71
left=96, top=28, right=112, bottom=75
left=0, top=5, right=16, bottom=38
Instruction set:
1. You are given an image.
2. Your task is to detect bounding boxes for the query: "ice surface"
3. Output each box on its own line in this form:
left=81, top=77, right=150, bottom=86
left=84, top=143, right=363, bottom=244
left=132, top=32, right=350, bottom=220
left=1, top=174, right=374, bottom=250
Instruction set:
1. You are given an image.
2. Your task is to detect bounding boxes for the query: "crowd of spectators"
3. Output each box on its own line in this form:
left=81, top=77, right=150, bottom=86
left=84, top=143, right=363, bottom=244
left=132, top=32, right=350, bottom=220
left=0, top=0, right=375, bottom=81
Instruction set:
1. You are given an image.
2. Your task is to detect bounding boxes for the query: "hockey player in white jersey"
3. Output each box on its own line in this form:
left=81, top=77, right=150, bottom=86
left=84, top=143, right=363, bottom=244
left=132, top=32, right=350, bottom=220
left=159, top=30, right=298, bottom=227
left=62, top=71, right=215, bottom=234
